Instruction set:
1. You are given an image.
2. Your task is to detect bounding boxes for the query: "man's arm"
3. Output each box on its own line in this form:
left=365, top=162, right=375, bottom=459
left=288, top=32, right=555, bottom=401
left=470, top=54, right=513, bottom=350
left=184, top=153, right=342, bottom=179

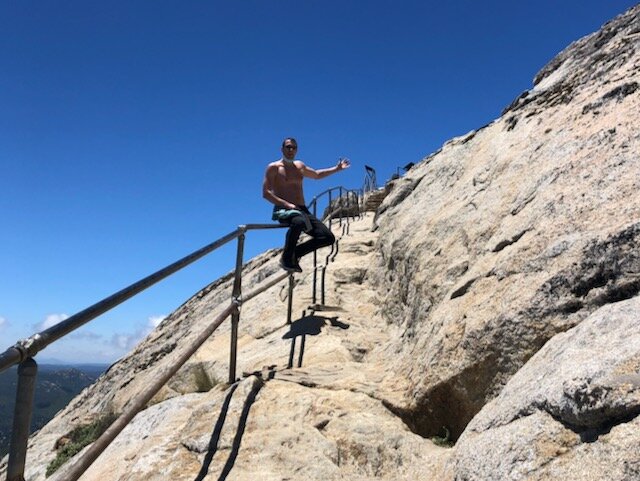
left=300, top=158, right=351, bottom=179
left=262, top=164, right=297, bottom=209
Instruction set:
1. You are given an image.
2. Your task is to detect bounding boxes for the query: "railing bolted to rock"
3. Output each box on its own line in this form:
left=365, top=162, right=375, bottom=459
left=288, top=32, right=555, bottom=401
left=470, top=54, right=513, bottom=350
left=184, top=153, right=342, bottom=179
left=0, top=186, right=364, bottom=481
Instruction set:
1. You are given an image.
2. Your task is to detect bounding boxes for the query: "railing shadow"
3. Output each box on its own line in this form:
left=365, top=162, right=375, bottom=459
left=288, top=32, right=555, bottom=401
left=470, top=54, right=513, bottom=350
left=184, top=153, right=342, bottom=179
left=284, top=314, right=350, bottom=368
left=194, top=378, right=264, bottom=481
left=217, top=380, right=262, bottom=481
left=194, top=383, right=239, bottom=481
left=282, top=314, right=349, bottom=339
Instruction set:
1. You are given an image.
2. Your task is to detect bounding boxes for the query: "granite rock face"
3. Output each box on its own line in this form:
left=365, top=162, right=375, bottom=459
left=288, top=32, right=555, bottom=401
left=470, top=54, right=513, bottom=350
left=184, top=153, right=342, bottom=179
left=369, top=3, right=640, bottom=441
left=1, top=5, right=639, bottom=481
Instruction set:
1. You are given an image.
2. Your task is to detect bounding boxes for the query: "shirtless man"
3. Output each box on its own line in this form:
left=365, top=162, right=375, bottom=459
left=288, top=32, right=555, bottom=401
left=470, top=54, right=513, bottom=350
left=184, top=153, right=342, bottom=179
left=263, top=137, right=351, bottom=272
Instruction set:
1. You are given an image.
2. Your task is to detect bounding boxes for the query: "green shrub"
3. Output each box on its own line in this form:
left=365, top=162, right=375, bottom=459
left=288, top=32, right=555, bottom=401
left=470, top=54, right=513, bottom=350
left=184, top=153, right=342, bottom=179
left=431, top=426, right=455, bottom=448
left=46, top=413, right=117, bottom=477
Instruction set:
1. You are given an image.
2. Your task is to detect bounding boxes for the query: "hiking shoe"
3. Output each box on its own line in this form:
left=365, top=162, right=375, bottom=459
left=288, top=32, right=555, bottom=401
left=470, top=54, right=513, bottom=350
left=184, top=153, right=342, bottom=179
left=279, top=257, right=302, bottom=273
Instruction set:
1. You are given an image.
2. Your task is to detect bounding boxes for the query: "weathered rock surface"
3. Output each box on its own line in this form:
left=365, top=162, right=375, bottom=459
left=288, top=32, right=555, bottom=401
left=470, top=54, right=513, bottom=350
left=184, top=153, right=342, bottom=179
left=450, top=296, right=640, bottom=481
left=1, top=5, right=639, bottom=481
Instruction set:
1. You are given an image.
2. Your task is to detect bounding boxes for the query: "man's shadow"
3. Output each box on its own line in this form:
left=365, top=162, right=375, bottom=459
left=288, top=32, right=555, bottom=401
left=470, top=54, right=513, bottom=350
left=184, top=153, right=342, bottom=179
left=283, top=314, right=349, bottom=368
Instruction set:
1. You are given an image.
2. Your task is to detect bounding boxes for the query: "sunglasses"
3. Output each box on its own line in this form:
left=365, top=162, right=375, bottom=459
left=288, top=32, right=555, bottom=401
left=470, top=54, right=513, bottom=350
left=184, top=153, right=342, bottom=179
left=284, top=145, right=297, bottom=150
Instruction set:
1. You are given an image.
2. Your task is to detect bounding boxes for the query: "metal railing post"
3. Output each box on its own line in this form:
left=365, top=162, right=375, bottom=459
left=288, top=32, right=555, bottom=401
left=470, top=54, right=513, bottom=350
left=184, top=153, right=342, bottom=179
left=287, top=338, right=296, bottom=369
left=328, top=190, right=333, bottom=229
left=321, top=245, right=334, bottom=306
left=229, top=228, right=246, bottom=384
left=287, top=275, right=294, bottom=325
left=297, top=336, right=306, bottom=368
left=312, top=201, right=318, bottom=305
left=7, top=358, right=38, bottom=481
left=353, top=190, right=357, bottom=219
left=344, top=190, right=351, bottom=232
left=331, top=231, right=341, bottom=263
left=321, top=265, right=327, bottom=306
left=338, top=187, right=344, bottom=227
left=348, top=190, right=354, bottom=222
left=353, top=190, right=357, bottom=221
left=312, top=250, right=318, bottom=305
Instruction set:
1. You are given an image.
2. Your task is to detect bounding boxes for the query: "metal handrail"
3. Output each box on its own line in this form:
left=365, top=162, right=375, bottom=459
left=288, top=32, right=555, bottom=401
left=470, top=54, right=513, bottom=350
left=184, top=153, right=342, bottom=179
left=1, top=223, right=287, bottom=481
left=2, top=187, right=362, bottom=481
left=307, top=187, right=363, bottom=305
left=51, top=302, right=237, bottom=481
left=308, top=186, right=363, bottom=219
left=308, top=186, right=362, bottom=205
left=0, top=224, right=287, bottom=374
left=50, top=268, right=294, bottom=481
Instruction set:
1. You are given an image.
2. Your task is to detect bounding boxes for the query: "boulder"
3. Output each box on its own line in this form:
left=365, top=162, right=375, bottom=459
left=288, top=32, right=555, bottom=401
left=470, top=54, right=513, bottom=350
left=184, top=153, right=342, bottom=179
left=451, top=296, right=640, bottom=481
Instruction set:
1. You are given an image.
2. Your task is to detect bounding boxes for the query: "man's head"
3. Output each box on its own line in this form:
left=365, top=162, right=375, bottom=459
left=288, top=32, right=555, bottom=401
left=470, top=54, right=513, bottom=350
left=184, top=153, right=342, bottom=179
left=281, top=137, right=298, bottom=161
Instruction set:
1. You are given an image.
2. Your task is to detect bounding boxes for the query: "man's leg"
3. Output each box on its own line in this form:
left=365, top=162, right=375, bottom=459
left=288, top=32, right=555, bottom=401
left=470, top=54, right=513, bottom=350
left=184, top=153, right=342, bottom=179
left=294, top=215, right=335, bottom=259
left=281, top=215, right=308, bottom=270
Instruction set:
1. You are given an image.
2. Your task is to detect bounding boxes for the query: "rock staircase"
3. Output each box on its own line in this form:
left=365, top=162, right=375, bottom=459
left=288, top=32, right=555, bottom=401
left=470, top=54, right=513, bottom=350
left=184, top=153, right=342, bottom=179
left=363, top=188, right=387, bottom=212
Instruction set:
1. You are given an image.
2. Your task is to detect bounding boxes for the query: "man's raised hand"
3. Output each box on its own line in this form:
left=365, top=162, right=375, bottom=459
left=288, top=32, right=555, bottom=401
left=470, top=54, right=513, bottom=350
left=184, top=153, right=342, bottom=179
left=337, top=157, right=351, bottom=170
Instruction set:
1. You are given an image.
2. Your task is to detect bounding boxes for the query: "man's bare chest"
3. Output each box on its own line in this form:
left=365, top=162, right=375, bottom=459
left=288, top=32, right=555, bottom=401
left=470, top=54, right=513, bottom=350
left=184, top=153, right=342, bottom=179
left=276, top=164, right=303, bottom=185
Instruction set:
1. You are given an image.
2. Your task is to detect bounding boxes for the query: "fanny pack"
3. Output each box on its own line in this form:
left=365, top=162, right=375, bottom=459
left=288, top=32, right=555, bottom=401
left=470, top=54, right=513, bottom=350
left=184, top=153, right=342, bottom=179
left=272, top=207, right=312, bottom=232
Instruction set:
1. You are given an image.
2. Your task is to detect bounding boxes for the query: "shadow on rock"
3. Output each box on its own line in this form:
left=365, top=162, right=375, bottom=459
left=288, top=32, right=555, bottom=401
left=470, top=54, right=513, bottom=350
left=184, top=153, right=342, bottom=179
left=283, top=315, right=350, bottom=339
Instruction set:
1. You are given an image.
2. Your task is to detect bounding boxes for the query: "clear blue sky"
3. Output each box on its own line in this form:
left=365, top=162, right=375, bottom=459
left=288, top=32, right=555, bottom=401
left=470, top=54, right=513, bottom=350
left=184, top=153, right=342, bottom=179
left=1, top=1, right=636, bottom=364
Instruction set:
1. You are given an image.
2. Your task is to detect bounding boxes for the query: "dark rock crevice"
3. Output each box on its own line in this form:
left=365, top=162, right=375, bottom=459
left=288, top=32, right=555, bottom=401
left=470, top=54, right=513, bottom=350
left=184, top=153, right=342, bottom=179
left=450, top=278, right=478, bottom=300
left=386, top=353, right=499, bottom=443
left=492, top=230, right=528, bottom=252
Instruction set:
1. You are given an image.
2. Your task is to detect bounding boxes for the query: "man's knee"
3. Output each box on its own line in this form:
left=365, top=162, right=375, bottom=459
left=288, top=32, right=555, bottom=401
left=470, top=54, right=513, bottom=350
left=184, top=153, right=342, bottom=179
left=322, top=231, right=336, bottom=247
left=295, top=215, right=312, bottom=227
left=286, top=216, right=308, bottom=232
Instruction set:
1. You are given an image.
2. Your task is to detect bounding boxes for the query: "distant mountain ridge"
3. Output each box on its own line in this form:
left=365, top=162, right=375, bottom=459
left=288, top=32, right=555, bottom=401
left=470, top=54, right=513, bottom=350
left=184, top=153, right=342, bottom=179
left=0, top=364, right=109, bottom=457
